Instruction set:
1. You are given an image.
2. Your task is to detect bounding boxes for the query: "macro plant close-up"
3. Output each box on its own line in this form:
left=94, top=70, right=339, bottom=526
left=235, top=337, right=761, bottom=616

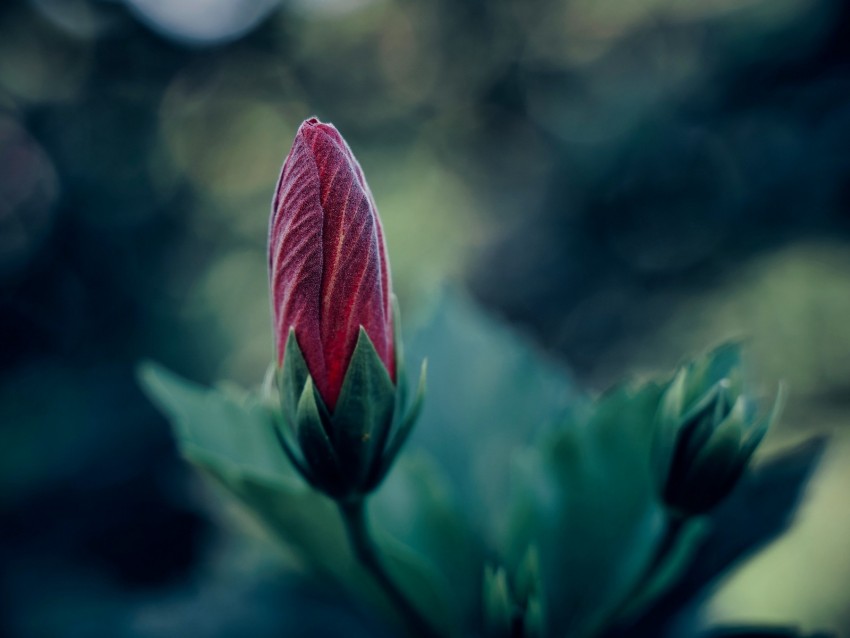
left=2, top=1, right=850, bottom=638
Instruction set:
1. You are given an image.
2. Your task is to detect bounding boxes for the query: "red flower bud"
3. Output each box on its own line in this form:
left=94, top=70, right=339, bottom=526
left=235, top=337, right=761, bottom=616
left=269, top=118, right=395, bottom=410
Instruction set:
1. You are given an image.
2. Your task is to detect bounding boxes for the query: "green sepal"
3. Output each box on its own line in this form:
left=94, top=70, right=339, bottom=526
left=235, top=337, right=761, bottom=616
left=295, top=376, right=345, bottom=496
left=651, top=368, right=688, bottom=485
left=270, top=405, right=314, bottom=485
left=278, top=328, right=311, bottom=429
left=740, top=382, right=786, bottom=460
left=687, top=396, right=746, bottom=479
left=331, top=327, right=397, bottom=489
left=682, top=383, right=729, bottom=461
left=370, top=358, right=427, bottom=488
left=262, top=363, right=311, bottom=481
left=676, top=400, right=746, bottom=513
left=678, top=381, right=723, bottom=432
left=706, top=396, right=747, bottom=452
left=361, top=294, right=412, bottom=491
left=272, top=331, right=323, bottom=484
left=676, top=382, right=724, bottom=460
left=684, top=341, right=743, bottom=406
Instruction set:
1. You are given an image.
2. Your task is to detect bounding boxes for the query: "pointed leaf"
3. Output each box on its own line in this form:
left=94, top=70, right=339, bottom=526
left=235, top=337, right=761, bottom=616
left=138, top=362, right=293, bottom=482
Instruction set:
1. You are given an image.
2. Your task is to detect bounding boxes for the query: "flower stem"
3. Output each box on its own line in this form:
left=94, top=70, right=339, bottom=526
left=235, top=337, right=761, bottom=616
left=608, top=513, right=689, bottom=627
left=339, top=499, right=443, bottom=638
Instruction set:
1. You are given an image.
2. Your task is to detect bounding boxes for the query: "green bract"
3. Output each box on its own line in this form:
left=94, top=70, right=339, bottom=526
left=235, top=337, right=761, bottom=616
left=273, top=325, right=426, bottom=501
left=651, top=343, right=786, bottom=516
left=483, top=548, right=544, bottom=638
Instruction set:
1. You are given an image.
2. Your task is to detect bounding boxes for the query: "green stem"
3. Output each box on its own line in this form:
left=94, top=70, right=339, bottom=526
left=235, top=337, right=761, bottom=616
left=646, top=514, right=687, bottom=575
left=607, top=513, right=689, bottom=626
left=339, top=499, right=443, bottom=638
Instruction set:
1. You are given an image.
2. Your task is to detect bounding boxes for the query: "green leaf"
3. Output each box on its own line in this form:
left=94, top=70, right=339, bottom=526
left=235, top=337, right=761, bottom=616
left=138, top=361, right=293, bottom=482
left=137, top=362, right=357, bottom=578
left=406, top=290, right=583, bottom=543
left=193, top=451, right=355, bottom=576
left=378, top=535, right=460, bottom=638
left=508, top=381, right=666, bottom=638
left=332, top=327, right=396, bottom=486
left=139, top=362, right=457, bottom=636
left=373, top=452, right=484, bottom=631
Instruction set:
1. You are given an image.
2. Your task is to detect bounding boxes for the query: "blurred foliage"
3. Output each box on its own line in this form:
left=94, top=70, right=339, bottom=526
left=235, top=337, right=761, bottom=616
left=141, top=298, right=827, bottom=638
left=1, top=0, right=849, bottom=635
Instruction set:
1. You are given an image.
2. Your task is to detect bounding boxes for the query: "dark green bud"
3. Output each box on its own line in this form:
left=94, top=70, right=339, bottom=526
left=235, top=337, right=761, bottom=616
left=651, top=343, right=785, bottom=516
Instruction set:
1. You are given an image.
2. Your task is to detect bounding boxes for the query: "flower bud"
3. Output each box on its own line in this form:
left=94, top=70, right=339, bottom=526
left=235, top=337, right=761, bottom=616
left=268, top=117, right=424, bottom=500
left=651, top=343, right=784, bottom=516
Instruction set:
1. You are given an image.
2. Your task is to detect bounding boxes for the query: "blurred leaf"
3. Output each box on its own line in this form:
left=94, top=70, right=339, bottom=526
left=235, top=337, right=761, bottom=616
left=379, top=535, right=459, bottom=638
left=138, top=361, right=294, bottom=482
left=405, top=290, right=583, bottom=542
left=606, top=436, right=829, bottom=638
left=138, top=362, right=462, bottom=637
left=507, top=381, right=667, bottom=638
left=373, top=453, right=485, bottom=631
left=138, top=362, right=350, bottom=570
left=192, top=452, right=355, bottom=577
left=615, top=517, right=711, bottom=622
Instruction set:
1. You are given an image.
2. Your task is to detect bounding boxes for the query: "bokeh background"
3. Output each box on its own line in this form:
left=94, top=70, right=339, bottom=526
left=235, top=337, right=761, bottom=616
left=1, top=0, right=849, bottom=636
